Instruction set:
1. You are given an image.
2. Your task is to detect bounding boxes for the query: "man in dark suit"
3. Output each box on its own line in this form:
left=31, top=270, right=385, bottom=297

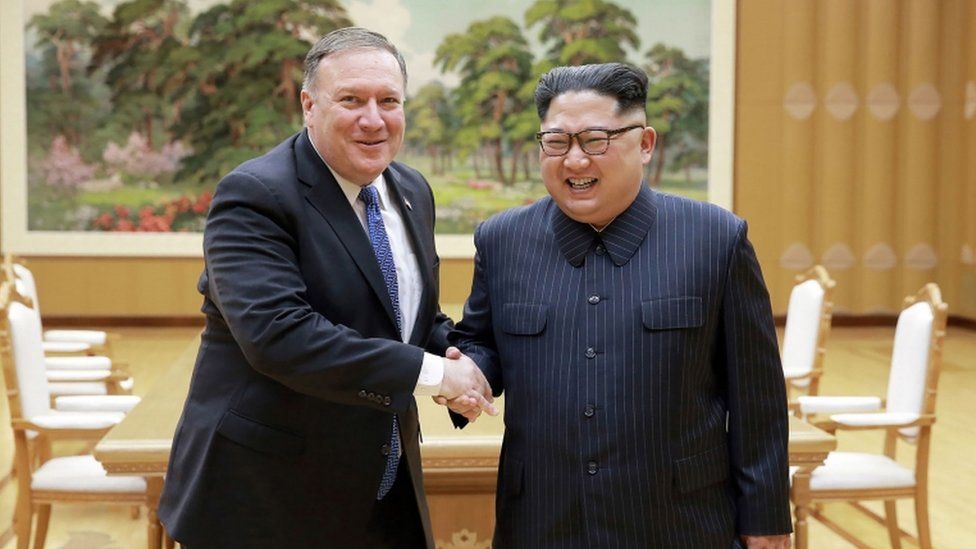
left=159, top=28, right=494, bottom=548
left=446, top=63, right=792, bottom=547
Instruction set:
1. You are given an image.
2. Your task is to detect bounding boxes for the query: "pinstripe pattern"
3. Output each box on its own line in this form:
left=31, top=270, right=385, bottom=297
left=451, top=186, right=791, bottom=547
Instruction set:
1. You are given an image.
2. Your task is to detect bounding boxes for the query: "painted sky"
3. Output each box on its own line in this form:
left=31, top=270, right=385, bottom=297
left=25, top=0, right=711, bottom=94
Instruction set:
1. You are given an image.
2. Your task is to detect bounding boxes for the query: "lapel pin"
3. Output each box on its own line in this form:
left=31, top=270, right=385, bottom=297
left=403, top=198, right=413, bottom=211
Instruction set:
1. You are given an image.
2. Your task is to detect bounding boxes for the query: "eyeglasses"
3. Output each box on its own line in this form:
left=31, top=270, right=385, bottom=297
left=535, top=125, right=645, bottom=156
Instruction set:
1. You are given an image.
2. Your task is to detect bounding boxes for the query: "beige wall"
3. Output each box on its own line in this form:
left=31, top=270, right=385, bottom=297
left=736, top=0, right=976, bottom=318
left=18, top=256, right=474, bottom=319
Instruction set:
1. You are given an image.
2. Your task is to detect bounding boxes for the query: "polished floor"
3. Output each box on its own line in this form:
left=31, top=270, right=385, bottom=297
left=2, top=323, right=975, bottom=548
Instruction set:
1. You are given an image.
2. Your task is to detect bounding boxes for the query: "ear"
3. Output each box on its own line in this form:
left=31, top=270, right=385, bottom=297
left=640, top=126, right=657, bottom=164
left=300, top=89, right=314, bottom=125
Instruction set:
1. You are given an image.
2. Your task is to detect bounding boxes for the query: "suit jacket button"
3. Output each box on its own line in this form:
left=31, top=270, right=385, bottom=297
left=588, top=295, right=600, bottom=305
left=383, top=396, right=392, bottom=406
left=595, top=244, right=606, bottom=255
left=583, top=405, right=595, bottom=418
left=358, top=390, right=367, bottom=399
left=585, top=347, right=596, bottom=359
left=380, top=444, right=391, bottom=456
left=587, top=461, right=598, bottom=475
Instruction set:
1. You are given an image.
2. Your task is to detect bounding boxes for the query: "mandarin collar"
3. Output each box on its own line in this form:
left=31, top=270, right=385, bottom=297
left=551, top=185, right=657, bottom=267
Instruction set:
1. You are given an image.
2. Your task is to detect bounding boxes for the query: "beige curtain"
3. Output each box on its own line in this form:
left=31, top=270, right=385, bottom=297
left=736, top=0, right=976, bottom=318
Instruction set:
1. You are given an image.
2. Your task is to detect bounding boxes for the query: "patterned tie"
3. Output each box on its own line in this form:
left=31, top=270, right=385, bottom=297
left=360, top=185, right=402, bottom=499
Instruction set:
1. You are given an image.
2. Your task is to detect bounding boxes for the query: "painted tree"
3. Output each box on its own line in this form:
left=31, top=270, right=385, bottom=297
left=168, top=0, right=351, bottom=184
left=525, top=0, right=639, bottom=65
left=643, top=43, right=708, bottom=187
left=436, top=16, right=533, bottom=186
left=27, top=0, right=108, bottom=147
left=89, top=0, right=191, bottom=149
left=406, top=82, right=457, bottom=175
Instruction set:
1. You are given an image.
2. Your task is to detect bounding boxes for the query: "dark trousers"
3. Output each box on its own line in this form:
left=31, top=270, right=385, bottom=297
left=181, top=459, right=427, bottom=549
left=362, top=458, right=428, bottom=548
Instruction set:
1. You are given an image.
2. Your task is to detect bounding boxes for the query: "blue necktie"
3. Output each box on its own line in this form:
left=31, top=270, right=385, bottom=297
left=360, top=185, right=402, bottom=499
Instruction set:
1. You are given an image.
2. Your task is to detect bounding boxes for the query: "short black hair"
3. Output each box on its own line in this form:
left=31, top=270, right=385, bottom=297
left=534, top=63, right=648, bottom=120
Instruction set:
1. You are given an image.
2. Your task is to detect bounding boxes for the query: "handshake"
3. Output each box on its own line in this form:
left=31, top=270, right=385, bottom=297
left=434, top=346, right=499, bottom=422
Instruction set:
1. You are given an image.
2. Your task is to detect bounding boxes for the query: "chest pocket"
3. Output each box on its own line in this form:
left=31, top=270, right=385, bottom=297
left=500, top=303, right=548, bottom=335
left=641, top=296, right=704, bottom=330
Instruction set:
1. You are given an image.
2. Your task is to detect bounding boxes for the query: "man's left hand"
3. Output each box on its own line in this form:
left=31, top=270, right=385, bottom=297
left=742, top=534, right=791, bottom=548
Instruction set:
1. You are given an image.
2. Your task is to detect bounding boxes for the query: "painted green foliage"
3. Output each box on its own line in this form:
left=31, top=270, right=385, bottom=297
left=25, top=0, right=709, bottom=233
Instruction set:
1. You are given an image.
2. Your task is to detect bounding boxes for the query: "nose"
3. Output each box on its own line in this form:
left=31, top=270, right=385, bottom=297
left=358, top=99, right=384, bottom=131
left=562, top=140, right=591, bottom=169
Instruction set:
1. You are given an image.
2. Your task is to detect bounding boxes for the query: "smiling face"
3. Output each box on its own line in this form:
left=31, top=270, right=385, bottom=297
left=540, top=90, right=656, bottom=229
left=300, top=48, right=405, bottom=185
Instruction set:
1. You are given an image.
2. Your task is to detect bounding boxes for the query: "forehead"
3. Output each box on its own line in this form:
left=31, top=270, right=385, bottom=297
left=315, top=48, right=404, bottom=94
left=542, top=91, right=624, bottom=130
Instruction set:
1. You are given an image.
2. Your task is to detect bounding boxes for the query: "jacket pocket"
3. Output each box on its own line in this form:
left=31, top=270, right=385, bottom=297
left=673, top=443, right=730, bottom=494
left=216, top=409, right=306, bottom=458
left=500, top=303, right=548, bottom=336
left=641, top=297, right=704, bottom=330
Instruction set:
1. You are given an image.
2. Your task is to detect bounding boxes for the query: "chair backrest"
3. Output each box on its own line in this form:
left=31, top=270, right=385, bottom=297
left=0, top=281, right=53, bottom=421
left=11, top=262, right=40, bottom=312
left=782, top=266, right=835, bottom=390
left=885, top=283, right=947, bottom=438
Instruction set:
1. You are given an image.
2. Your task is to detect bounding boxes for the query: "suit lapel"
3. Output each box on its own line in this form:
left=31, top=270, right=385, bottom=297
left=295, top=131, right=399, bottom=331
left=385, top=167, right=434, bottom=346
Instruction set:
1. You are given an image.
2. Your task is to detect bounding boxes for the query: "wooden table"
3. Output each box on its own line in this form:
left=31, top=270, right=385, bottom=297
left=95, top=339, right=835, bottom=548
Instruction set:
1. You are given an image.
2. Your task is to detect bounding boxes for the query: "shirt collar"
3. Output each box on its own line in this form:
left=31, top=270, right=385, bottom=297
left=551, top=185, right=657, bottom=267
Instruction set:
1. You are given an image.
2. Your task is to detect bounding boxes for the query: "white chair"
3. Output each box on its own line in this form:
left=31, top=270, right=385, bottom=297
left=1, top=258, right=134, bottom=396
left=0, top=281, right=144, bottom=549
left=3, top=255, right=117, bottom=357
left=782, top=265, right=835, bottom=401
left=794, top=283, right=947, bottom=549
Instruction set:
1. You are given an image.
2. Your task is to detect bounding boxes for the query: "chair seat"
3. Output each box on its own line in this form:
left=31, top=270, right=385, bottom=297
left=42, top=341, right=91, bottom=353
left=44, top=329, right=107, bottom=345
left=808, top=452, right=916, bottom=491
left=45, top=355, right=112, bottom=370
left=47, top=377, right=135, bottom=396
left=46, top=369, right=111, bottom=381
left=48, top=381, right=109, bottom=396
left=32, top=455, right=146, bottom=493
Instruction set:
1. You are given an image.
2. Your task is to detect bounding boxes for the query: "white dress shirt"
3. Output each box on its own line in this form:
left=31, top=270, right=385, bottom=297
left=322, top=163, right=444, bottom=396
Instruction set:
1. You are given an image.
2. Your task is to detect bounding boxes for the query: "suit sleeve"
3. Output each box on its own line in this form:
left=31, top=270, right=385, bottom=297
left=204, top=170, right=423, bottom=414
left=446, top=225, right=502, bottom=428
left=720, top=221, right=793, bottom=535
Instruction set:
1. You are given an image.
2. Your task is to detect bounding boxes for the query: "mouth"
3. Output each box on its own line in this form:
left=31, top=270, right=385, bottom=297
left=567, top=177, right=597, bottom=191
left=356, top=139, right=386, bottom=147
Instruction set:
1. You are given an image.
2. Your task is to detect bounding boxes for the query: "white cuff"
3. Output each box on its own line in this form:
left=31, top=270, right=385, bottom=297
left=413, top=352, right=445, bottom=396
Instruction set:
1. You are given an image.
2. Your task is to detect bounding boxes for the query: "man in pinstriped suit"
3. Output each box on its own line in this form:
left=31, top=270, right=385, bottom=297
left=446, top=63, right=792, bottom=547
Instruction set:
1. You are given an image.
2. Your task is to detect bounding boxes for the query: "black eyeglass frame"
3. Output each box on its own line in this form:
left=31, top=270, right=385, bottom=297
left=534, top=125, right=645, bottom=156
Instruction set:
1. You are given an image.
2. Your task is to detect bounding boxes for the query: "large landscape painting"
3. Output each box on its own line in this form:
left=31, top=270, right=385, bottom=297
left=2, top=0, right=718, bottom=255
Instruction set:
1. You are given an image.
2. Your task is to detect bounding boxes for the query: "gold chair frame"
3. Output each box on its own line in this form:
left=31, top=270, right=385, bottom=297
left=784, top=265, right=836, bottom=399
left=0, top=281, right=144, bottom=549
left=0, top=255, right=130, bottom=395
left=796, top=283, right=947, bottom=549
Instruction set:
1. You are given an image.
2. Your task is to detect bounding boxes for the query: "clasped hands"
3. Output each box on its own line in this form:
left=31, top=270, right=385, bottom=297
left=433, top=346, right=499, bottom=422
